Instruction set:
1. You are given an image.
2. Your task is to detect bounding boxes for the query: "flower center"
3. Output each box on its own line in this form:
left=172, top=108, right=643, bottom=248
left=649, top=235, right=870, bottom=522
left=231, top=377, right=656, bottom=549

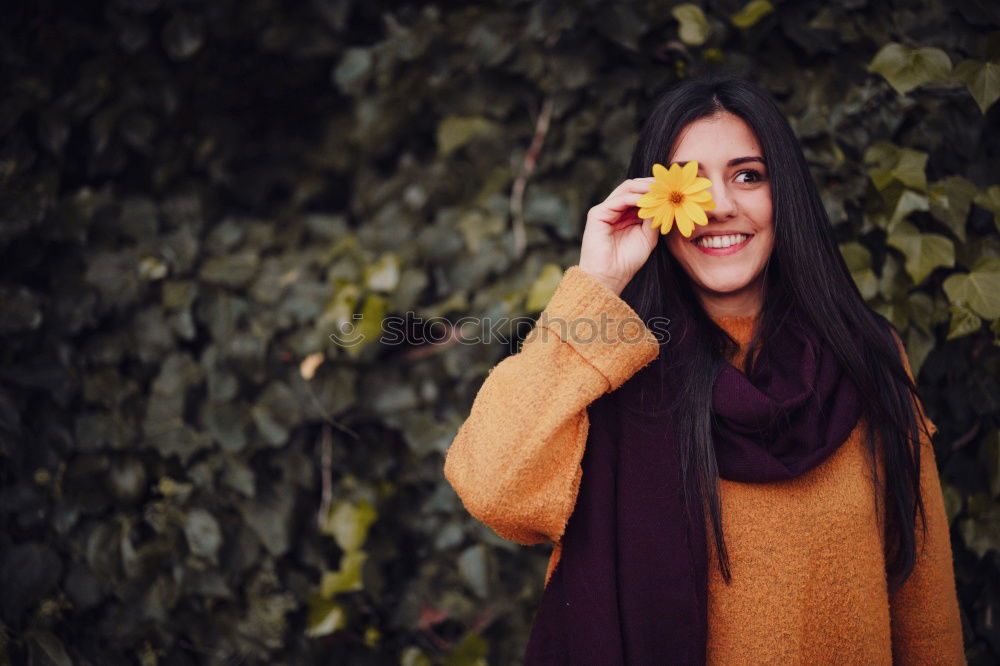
left=669, top=191, right=684, bottom=204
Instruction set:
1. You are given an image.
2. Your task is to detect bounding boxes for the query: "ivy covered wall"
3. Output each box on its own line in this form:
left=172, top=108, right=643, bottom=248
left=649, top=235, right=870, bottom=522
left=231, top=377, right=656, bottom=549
left=1, top=0, right=998, bottom=664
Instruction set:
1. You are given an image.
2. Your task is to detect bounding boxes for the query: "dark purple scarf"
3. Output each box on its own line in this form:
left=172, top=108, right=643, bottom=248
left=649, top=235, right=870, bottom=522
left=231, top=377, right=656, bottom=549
left=522, top=305, right=863, bottom=664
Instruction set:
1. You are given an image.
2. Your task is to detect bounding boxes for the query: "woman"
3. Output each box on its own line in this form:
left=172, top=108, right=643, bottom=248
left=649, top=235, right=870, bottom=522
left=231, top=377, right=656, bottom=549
left=443, top=75, right=965, bottom=664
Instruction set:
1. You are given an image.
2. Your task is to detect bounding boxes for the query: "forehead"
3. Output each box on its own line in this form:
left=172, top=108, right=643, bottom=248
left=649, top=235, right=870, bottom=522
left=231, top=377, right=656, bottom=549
left=669, top=112, right=761, bottom=162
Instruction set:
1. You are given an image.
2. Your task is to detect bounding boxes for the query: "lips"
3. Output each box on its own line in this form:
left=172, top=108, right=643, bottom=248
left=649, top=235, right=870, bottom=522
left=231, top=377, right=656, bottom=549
left=691, top=233, right=753, bottom=255
left=689, top=231, right=754, bottom=241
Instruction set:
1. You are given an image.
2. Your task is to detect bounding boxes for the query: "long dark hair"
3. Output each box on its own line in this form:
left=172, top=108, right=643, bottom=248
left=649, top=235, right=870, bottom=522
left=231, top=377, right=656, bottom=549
left=620, top=74, right=932, bottom=594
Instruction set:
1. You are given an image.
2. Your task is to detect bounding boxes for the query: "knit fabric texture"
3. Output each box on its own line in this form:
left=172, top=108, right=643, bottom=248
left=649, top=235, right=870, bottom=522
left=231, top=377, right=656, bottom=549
left=443, top=264, right=966, bottom=665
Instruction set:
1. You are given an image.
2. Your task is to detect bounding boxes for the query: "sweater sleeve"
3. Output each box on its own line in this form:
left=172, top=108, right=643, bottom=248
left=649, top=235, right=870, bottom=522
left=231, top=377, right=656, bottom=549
left=887, top=330, right=967, bottom=665
left=443, top=265, right=660, bottom=547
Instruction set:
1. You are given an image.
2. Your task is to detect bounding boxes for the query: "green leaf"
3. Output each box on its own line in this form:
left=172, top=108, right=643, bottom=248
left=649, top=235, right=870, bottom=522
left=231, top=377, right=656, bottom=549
left=525, top=263, right=564, bottom=312
left=333, top=47, right=373, bottom=95
left=524, top=189, right=576, bottom=240
left=320, top=499, right=377, bottom=551
left=326, top=282, right=364, bottom=350
left=359, top=292, right=389, bottom=333
left=672, top=4, right=711, bottom=46
left=876, top=253, right=910, bottom=301
left=839, top=242, right=879, bottom=300
left=319, top=550, right=368, bottom=596
left=239, top=486, right=296, bottom=556
left=953, top=59, right=1000, bottom=114
left=24, top=629, right=72, bottom=666
left=904, top=325, right=935, bottom=379
left=929, top=176, right=977, bottom=242
left=980, top=430, right=1000, bottom=498
left=457, top=543, right=491, bottom=599
left=364, top=253, right=401, bottom=292
left=199, top=250, right=261, bottom=289
left=958, top=493, right=1000, bottom=558
left=401, top=647, right=434, bottom=666
left=437, top=116, right=499, bottom=157
left=946, top=301, right=982, bottom=340
left=886, top=221, right=955, bottom=284
left=943, top=257, right=1000, bottom=320
left=594, top=4, right=644, bottom=51
left=201, top=401, right=250, bottom=452
left=441, top=632, right=489, bottom=666
left=251, top=382, right=301, bottom=447
left=867, top=43, right=952, bottom=95
left=941, top=482, right=962, bottom=526
left=873, top=297, right=909, bottom=332
left=184, top=508, right=223, bottom=560
left=456, top=208, right=506, bottom=254
left=864, top=141, right=928, bottom=192
left=730, top=0, right=774, bottom=29
left=908, top=292, right=934, bottom=335
left=974, top=185, right=1000, bottom=233
left=886, top=189, right=929, bottom=230
left=908, top=290, right=950, bottom=334
left=305, top=595, right=347, bottom=638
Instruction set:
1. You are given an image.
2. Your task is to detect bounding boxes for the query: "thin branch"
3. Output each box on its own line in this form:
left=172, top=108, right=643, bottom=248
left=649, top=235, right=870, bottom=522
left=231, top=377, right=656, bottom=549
left=319, top=423, right=334, bottom=523
left=950, top=420, right=980, bottom=452
left=302, top=376, right=360, bottom=441
left=402, top=321, right=462, bottom=361
left=510, top=96, right=553, bottom=258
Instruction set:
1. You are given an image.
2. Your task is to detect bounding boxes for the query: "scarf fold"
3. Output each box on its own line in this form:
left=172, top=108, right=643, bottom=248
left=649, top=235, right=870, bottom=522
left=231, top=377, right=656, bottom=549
left=523, top=305, right=863, bottom=665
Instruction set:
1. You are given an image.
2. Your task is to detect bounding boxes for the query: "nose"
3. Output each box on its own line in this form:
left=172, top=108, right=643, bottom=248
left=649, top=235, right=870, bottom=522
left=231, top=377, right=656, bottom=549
left=708, top=182, right=737, bottom=221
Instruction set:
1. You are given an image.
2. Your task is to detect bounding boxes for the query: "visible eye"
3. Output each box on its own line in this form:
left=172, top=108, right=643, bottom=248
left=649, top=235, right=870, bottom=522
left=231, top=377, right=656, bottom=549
left=735, top=169, right=765, bottom=184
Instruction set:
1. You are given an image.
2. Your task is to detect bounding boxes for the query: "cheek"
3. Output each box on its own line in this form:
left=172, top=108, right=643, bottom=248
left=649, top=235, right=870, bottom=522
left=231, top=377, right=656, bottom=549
left=663, top=232, right=685, bottom=257
left=748, top=192, right=773, bottom=232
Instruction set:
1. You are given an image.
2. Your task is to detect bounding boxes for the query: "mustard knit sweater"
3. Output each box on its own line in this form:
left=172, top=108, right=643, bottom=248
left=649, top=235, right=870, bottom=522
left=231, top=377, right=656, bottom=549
left=443, top=265, right=966, bottom=664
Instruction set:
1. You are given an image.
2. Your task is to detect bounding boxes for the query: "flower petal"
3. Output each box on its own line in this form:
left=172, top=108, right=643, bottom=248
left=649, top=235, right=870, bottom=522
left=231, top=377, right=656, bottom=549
left=666, top=162, right=684, bottom=184
left=658, top=205, right=675, bottom=234
left=675, top=207, right=693, bottom=237
left=637, top=192, right=666, bottom=207
left=682, top=198, right=709, bottom=227
left=683, top=176, right=713, bottom=194
left=686, top=190, right=713, bottom=203
left=680, top=160, right=698, bottom=186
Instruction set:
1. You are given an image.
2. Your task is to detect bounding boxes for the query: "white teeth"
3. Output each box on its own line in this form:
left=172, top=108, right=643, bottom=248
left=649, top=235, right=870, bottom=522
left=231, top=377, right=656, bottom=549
left=693, top=233, right=750, bottom=249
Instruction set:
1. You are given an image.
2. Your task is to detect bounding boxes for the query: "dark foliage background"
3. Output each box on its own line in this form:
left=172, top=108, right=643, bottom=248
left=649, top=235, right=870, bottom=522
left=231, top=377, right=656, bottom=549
left=1, top=0, right=998, bottom=664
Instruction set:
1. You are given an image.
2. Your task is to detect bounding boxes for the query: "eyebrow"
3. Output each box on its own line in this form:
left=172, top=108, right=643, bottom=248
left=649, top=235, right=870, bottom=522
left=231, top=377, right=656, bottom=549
left=675, top=156, right=766, bottom=168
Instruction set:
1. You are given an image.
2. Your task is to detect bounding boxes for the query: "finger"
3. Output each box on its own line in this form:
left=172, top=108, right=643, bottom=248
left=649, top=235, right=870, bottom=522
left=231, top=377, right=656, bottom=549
left=601, top=191, right=648, bottom=213
left=609, top=177, right=656, bottom=197
left=642, top=215, right=661, bottom=243
left=610, top=208, right=641, bottom=226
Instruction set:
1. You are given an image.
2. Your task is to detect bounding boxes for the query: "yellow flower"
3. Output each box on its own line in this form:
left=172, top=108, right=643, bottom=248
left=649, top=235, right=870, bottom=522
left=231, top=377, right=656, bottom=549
left=636, top=161, right=715, bottom=237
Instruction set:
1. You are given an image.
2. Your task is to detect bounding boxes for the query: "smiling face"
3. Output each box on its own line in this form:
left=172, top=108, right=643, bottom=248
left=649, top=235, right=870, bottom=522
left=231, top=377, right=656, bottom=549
left=663, top=111, right=775, bottom=319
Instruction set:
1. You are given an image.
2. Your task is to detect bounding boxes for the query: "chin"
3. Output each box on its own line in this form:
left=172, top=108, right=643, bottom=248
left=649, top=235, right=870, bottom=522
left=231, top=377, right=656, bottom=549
left=694, top=273, right=755, bottom=294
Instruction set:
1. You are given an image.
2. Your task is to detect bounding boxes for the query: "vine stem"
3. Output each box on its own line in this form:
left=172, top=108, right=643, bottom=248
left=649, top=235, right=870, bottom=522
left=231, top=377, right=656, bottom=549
left=510, top=96, right=553, bottom=258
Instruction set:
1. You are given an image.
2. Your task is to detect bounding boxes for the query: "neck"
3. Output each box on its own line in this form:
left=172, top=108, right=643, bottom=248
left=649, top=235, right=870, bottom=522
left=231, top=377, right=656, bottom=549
left=693, top=275, right=765, bottom=320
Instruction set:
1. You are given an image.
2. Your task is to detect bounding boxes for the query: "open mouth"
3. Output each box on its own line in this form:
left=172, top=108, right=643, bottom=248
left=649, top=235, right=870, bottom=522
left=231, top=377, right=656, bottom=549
left=690, top=233, right=754, bottom=255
